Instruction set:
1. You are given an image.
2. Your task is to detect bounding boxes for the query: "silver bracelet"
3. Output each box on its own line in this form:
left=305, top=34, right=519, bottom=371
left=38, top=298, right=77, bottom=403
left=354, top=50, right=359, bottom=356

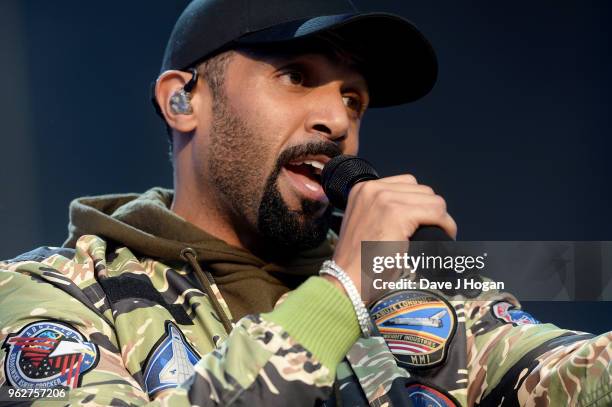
left=320, top=260, right=372, bottom=338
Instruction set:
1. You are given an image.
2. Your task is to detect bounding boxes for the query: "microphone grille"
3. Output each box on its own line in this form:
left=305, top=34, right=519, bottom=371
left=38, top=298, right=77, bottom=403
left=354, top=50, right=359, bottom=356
left=322, top=155, right=379, bottom=210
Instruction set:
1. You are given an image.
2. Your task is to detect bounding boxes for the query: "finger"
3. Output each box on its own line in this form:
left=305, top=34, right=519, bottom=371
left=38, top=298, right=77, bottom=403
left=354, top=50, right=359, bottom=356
left=353, top=180, right=435, bottom=197
left=372, top=190, right=446, bottom=211
left=444, top=213, right=458, bottom=239
left=378, top=184, right=435, bottom=195
left=398, top=211, right=456, bottom=240
left=377, top=174, right=418, bottom=185
left=345, top=181, right=434, bottom=214
left=375, top=197, right=454, bottom=237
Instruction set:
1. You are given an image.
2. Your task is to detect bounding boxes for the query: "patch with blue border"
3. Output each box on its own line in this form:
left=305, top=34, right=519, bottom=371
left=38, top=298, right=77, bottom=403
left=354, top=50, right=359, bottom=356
left=492, top=301, right=540, bottom=326
left=406, top=383, right=458, bottom=407
left=143, top=321, right=201, bottom=397
left=2, top=321, right=99, bottom=389
left=370, top=290, right=456, bottom=369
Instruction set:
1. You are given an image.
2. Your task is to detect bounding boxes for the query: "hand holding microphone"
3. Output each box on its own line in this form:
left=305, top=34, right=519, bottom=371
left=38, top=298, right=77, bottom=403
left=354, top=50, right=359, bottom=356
left=321, top=155, right=457, bottom=304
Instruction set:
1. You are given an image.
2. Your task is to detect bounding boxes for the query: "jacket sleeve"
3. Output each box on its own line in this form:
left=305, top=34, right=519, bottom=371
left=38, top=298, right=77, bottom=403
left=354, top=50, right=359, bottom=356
left=465, top=298, right=612, bottom=406
left=0, top=257, right=360, bottom=406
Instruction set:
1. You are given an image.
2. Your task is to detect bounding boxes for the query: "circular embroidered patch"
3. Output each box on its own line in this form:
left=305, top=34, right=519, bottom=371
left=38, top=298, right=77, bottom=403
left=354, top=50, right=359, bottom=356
left=406, top=383, right=457, bottom=407
left=492, top=301, right=540, bottom=326
left=370, top=290, right=456, bottom=369
left=2, top=321, right=99, bottom=389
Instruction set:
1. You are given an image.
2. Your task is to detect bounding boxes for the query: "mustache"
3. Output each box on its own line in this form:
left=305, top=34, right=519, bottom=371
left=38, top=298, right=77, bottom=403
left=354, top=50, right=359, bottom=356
left=275, top=141, right=342, bottom=170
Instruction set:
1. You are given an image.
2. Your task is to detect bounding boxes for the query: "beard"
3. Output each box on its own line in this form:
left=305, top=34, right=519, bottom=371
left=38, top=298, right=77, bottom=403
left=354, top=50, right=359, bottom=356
left=207, top=90, right=341, bottom=252
left=257, top=143, right=340, bottom=251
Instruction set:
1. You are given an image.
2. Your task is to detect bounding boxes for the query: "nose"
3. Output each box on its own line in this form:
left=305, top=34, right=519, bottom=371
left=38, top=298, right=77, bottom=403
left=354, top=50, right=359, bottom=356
left=304, top=83, right=350, bottom=143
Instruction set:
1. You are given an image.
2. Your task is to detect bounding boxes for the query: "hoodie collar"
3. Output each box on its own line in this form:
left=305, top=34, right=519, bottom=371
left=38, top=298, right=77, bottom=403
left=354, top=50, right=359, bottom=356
left=63, top=187, right=334, bottom=275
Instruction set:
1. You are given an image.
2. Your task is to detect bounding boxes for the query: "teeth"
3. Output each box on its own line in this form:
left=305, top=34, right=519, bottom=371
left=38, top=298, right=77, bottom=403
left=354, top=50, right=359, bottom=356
left=304, top=160, right=324, bottom=170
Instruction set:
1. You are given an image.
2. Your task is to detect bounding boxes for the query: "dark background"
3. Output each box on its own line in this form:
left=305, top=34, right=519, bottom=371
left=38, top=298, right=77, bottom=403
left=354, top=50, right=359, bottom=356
left=1, top=1, right=610, bottom=332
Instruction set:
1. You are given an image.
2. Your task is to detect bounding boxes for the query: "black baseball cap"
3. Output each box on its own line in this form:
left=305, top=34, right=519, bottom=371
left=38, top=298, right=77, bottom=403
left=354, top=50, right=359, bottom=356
left=160, top=0, right=437, bottom=107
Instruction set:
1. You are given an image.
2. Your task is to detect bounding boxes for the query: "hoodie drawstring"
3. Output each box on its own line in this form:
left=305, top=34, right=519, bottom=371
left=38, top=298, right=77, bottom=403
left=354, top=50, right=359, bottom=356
left=181, top=247, right=233, bottom=335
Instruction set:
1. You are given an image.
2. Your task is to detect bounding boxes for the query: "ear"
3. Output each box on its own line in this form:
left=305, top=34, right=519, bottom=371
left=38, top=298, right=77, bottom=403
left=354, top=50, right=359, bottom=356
left=154, top=70, right=203, bottom=133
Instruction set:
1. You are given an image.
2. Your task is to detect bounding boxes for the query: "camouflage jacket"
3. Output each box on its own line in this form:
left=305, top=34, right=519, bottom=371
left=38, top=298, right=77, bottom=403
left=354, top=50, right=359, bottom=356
left=1, top=187, right=611, bottom=406
left=1, top=236, right=611, bottom=406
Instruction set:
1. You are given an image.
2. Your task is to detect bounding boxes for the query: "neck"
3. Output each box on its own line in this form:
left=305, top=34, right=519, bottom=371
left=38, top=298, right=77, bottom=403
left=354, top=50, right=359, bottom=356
left=170, top=144, right=310, bottom=260
left=172, top=182, right=300, bottom=261
left=171, top=162, right=266, bottom=255
left=171, top=186, right=241, bottom=247
left=170, top=135, right=243, bottom=250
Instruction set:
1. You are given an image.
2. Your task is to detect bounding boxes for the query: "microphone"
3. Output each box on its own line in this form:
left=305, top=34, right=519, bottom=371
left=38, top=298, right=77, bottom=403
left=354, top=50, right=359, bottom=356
left=321, top=155, right=452, bottom=241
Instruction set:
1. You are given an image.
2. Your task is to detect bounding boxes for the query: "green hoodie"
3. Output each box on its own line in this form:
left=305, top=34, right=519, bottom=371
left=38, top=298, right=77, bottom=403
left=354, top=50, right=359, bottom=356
left=63, top=187, right=336, bottom=320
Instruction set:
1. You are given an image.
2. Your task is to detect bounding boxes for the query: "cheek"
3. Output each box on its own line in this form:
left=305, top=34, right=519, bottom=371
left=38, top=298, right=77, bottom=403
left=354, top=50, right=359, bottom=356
left=343, top=124, right=360, bottom=155
left=230, top=86, right=301, bottom=163
left=191, top=118, right=215, bottom=169
left=344, top=137, right=359, bottom=156
left=189, top=97, right=215, bottom=162
left=233, top=80, right=291, bottom=128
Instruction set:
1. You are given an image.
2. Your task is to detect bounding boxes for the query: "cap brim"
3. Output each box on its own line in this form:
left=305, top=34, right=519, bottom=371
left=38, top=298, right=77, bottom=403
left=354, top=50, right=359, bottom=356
left=236, top=13, right=437, bottom=107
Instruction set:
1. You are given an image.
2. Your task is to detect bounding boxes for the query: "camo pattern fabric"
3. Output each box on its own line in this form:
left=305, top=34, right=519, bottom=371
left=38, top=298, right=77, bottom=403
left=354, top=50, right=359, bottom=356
left=1, top=235, right=611, bottom=406
left=465, top=296, right=612, bottom=407
left=338, top=286, right=612, bottom=407
left=0, top=235, right=334, bottom=406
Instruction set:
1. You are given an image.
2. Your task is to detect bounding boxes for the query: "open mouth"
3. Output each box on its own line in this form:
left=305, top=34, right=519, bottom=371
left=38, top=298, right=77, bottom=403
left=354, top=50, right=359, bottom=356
left=285, top=159, right=324, bottom=185
left=282, top=156, right=329, bottom=202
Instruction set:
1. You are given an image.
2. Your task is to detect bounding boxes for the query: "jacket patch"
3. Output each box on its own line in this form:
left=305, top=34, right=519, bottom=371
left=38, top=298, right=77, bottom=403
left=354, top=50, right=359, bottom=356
left=370, top=290, right=457, bottom=369
left=2, top=321, right=99, bottom=389
left=406, top=383, right=457, bottom=406
left=100, top=274, right=193, bottom=325
left=491, top=302, right=540, bottom=326
left=143, top=321, right=201, bottom=397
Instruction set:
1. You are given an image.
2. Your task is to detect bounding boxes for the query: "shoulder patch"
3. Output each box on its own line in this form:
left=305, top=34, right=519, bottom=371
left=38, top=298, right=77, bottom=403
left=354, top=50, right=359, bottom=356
left=2, top=321, right=99, bottom=389
left=370, top=290, right=457, bottom=369
left=143, top=321, right=201, bottom=397
left=406, top=383, right=458, bottom=407
left=491, top=301, right=540, bottom=326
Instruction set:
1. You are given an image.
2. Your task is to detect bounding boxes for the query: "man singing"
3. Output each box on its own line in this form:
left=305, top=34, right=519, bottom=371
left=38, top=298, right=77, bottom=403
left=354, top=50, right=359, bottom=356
left=1, top=0, right=609, bottom=405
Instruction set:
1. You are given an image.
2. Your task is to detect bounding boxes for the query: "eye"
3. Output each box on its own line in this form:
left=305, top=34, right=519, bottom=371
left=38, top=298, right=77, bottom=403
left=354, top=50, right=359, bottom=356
left=343, top=95, right=364, bottom=115
left=281, top=70, right=304, bottom=86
